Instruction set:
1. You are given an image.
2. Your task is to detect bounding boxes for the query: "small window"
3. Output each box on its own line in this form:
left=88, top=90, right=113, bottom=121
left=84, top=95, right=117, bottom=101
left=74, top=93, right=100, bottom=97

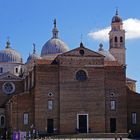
left=76, top=70, right=87, bottom=81
left=110, top=100, right=116, bottom=110
left=23, top=113, right=29, bottom=125
left=0, top=67, right=3, bottom=73
left=0, top=115, right=5, bottom=127
left=1, top=116, right=4, bottom=126
left=115, top=36, right=118, bottom=42
left=15, top=67, right=18, bottom=73
left=20, top=68, right=23, bottom=74
left=48, top=100, right=53, bottom=110
left=132, top=112, right=137, bottom=124
left=120, top=36, right=123, bottom=42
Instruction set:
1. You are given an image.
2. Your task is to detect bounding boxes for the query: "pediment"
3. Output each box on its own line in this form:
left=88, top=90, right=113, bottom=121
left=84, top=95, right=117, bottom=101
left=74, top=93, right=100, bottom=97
left=0, top=72, right=23, bottom=81
left=59, top=44, right=104, bottom=58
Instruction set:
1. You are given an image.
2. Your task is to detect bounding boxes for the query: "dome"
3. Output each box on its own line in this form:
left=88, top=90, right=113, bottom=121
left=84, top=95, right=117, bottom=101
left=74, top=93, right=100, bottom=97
left=27, top=44, right=41, bottom=62
left=98, top=43, right=116, bottom=61
left=98, top=50, right=116, bottom=61
left=112, top=9, right=122, bottom=23
left=41, top=38, right=69, bottom=56
left=41, top=19, right=69, bottom=57
left=0, top=41, right=22, bottom=63
left=27, top=53, right=41, bottom=62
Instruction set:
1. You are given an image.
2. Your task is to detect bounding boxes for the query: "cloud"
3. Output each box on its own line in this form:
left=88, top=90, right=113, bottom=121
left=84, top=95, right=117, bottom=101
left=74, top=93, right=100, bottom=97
left=88, top=18, right=140, bottom=41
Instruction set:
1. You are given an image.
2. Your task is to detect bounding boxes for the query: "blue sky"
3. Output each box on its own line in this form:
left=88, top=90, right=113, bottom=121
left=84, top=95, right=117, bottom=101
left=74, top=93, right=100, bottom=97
left=0, top=0, right=140, bottom=92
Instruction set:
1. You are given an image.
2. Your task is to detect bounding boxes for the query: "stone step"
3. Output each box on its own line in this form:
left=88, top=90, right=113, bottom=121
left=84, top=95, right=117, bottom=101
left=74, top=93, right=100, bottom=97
left=49, top=133, right=128, bottom=138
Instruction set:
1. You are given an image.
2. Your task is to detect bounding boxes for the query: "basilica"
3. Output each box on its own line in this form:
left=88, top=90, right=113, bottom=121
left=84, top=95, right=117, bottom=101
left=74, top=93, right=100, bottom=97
left=0, top=10, right=140, bottom=136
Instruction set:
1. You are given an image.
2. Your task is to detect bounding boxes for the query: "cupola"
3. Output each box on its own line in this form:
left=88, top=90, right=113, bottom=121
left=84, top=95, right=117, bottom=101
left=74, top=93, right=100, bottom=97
left=41, top=19, right=69, bottom=58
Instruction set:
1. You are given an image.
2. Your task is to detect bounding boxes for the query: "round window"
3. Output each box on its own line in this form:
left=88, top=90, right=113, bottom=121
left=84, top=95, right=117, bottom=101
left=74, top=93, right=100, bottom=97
left=79, top=50, right=84, bottom=56
left=48, top=92, right=54, bottom=97
left=2, top=82, right=15, bottom=94
left=76, top=70, right=87, bottom=81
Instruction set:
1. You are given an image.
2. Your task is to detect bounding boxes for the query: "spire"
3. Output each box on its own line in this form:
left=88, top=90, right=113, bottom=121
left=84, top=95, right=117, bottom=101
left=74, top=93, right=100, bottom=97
left=80, top=34, right=85, bottom=47
left=52, top=19, right=59, bottom=38
left=33, top=43, right=36, bottom=54
left=99, top=43, right=103, bottom=51
left=6, top=37, right=11, bottom=49
left=80, top=42, right=84, bottom=48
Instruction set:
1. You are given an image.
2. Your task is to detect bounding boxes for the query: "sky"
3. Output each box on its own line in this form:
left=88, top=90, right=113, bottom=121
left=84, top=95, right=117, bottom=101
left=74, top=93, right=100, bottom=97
left=0, top=0, right=140, bottom=92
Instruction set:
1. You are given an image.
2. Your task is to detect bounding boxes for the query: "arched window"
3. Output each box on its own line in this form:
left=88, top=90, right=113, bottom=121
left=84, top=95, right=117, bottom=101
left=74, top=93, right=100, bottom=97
left=120, top=36, right=123, bottom=42
left=76, top=70, right=87, bottom=81
left=115, top=36, right=118, bottom=42
left=1, top=116, right=4, bottom=126
left=0, top=67, right=3, bottom=73
left=0, top=115, right=5, bottom=127
left=15, top=67, right=18, bottom=73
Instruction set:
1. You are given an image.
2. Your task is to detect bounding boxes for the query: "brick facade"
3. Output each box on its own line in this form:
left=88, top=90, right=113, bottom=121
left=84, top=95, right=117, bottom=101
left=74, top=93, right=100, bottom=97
left=2, top=46, right=139, bottom=136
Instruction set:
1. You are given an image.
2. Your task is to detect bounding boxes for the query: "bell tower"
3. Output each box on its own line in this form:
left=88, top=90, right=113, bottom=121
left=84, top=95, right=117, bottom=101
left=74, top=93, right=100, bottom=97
left=109, top=9, right=126, bottom=65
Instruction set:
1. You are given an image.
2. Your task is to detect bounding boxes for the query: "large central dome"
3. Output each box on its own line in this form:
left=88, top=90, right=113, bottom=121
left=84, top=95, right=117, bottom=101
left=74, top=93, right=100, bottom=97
left=41, top=38, right=69, bottom=56
left=41, top=19, right=69, bottom=57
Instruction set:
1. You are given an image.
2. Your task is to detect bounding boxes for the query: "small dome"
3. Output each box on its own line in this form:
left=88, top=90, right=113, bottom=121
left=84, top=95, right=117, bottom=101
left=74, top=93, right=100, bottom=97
left=98, top=43, right=116, bottom=61
left=41, top=19, right=69, bottom=57
left=27, top=44, right=41, bottom=62
left=0, top=41, right=22, bottom=63
left=112, top=9, right=122, bottom=23
left=27, top=53, right=41, bottom=62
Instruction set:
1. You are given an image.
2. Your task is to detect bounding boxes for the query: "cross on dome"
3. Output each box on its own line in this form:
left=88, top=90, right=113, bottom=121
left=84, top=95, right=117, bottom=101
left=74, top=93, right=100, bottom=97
left=54, top=19, right=56, bottom=28
left=6, top=37, right=11, bottom=49
left=33, top=43, right=36, bottom=54
left=116, top=8, right=118, bottom=15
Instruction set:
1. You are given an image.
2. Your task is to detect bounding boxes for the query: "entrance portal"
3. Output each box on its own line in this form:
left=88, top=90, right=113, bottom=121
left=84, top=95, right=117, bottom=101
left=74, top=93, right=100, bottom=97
left=110, top=118, right=116, bottom=133
left=78, top=114, right=88, bottom=133
left=47, top=119, right=54, bottom=133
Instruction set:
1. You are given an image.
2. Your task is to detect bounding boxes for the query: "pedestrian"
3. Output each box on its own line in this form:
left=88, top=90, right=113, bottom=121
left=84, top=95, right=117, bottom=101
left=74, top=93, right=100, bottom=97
left=128, top=129, right=133, bottom=138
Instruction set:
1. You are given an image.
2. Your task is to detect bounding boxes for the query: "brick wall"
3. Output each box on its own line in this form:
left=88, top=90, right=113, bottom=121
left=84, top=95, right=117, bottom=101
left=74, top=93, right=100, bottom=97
left=105, top=66, right=127, bottom=133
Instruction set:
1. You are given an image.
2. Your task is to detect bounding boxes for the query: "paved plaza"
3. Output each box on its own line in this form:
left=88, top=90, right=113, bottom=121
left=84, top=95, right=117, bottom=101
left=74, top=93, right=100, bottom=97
left=34, top=138, right=140, bottom=140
